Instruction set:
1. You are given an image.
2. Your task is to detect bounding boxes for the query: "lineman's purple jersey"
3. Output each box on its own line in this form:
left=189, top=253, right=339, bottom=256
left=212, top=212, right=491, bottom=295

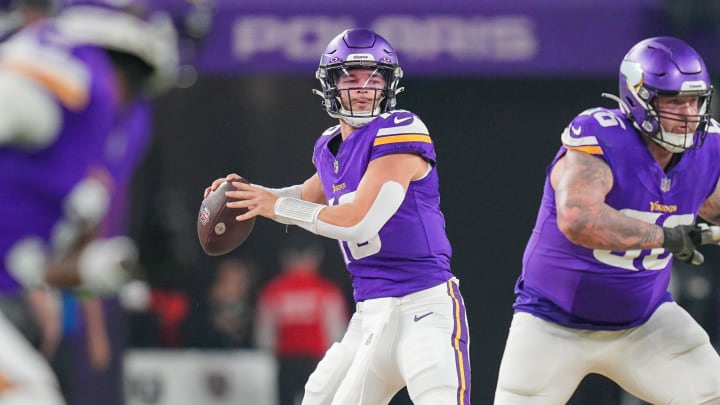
left=515, top=107, right=720, bottom=330
left=313, top=110, right=453, bottom=302
left=0, top=22, right=123, bottom=294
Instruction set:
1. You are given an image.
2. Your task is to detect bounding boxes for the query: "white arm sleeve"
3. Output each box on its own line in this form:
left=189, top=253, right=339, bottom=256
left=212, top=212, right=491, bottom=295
left=274, top=181, right=406, bottom=243
left=0, top=71, right=62, bottom=149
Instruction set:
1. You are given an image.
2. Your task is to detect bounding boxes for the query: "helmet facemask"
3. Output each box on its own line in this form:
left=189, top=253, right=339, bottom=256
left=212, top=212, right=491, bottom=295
left=648, top=89, right=713, bottom=152
left=318, top=63, right=399, bottom=128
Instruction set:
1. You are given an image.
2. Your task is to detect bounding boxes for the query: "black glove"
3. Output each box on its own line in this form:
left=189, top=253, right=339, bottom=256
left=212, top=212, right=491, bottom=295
left=662, top=225, right=704, bottom=265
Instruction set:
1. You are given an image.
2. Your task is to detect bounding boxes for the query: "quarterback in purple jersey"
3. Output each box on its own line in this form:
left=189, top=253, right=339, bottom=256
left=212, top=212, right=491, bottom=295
left=495, top=37, right=720, bottom=404
left=206, top=28, right=470, bottom=405
left=0, top=1, right=178, bottom=403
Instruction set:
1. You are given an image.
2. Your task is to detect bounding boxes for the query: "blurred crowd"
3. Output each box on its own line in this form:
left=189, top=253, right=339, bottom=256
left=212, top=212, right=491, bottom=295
left=123, top=232, right=351, bottom=405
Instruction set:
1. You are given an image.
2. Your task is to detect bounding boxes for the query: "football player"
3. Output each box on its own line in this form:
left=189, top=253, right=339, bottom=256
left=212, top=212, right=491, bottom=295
left=0, top=1, right=178, bottom=403
left=494, top=37, right=720, bottom=404
left=206, top=28, right=471, bottom=405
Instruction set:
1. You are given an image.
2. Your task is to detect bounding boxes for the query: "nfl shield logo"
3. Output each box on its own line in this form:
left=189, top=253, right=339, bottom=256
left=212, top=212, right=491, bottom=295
left=199, top=205, right=210, bottom=225
left=661, top=177, right=671, bottom=192
left=333, top=159, right=339, bottom=174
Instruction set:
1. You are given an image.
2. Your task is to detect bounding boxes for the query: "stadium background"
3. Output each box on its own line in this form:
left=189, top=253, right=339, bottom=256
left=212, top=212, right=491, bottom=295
left=122, top=0, right=720, bottom=404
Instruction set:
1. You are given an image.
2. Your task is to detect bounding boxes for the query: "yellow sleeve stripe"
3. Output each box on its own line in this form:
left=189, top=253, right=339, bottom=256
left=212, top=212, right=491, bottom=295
left=566, top=145, right=604, bottom=155
left=373, top=134, right=432, bottom=146
left=5, top=60, right=89, bottom=111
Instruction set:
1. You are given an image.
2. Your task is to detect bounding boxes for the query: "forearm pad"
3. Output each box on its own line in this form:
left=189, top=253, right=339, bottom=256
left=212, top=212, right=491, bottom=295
left=273, top=197, right=324, bottom=232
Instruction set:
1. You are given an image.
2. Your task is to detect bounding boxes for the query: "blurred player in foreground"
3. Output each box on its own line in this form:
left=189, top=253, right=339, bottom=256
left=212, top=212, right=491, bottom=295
left=494, top=37, right=720, bottom=404
left=0, top=0, right=178, bottom=403
left=206, top=28, right=470, bottom=404
left=0, top=0, right=55, bottom=41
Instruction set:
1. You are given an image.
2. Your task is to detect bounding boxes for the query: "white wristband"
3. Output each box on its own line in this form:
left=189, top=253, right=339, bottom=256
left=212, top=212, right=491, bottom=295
left=253, top=184, right=303, bottom=199
left=273, top=197, right=325, bottom=233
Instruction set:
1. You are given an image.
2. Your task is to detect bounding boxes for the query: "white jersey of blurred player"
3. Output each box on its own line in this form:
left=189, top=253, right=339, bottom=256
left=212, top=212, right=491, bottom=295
left=0, top=1, right=177, bottom=403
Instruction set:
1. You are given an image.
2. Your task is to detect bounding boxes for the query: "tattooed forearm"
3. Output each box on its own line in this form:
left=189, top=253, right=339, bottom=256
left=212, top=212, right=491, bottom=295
left=555, top=151, right=663, bottom=251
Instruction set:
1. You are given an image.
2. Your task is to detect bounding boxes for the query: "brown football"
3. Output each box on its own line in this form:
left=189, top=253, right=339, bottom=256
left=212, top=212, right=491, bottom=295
left=197, top=178, right=256, bottom=256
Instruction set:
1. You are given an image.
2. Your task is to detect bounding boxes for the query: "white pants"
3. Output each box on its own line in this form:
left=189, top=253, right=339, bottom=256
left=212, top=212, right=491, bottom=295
left=302, top=279, right=471, bottom=405
left=494, top=302, right=720, bottom=404
left=0, top=311, right=65, bottom=404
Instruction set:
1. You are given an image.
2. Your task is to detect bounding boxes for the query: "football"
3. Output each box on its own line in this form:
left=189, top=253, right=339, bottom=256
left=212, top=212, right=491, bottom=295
left=197, top=178, right=256, bottom=256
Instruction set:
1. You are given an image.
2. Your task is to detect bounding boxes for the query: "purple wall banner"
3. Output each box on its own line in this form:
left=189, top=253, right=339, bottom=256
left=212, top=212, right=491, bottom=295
left=180, top=1, right=719, bottom=77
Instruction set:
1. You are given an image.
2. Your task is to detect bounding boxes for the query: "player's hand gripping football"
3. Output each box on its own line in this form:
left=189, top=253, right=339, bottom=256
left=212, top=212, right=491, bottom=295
left=203, top=173, right=279, bottom=221
left=662, top=223, right=720, bottom=265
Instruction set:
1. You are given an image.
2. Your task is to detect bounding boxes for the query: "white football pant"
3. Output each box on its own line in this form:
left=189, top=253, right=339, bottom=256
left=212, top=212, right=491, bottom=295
left=495, top=302, right=720, bottom=404
left=302, top=278, right=471, bottom=405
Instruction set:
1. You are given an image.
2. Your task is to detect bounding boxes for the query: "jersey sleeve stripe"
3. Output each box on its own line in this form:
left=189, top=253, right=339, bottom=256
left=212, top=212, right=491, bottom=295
left=566, top=145, right=604, bottom=155
left=373, top=134, right=432, bottom=146
left=4, top=60, right=89, bottom=110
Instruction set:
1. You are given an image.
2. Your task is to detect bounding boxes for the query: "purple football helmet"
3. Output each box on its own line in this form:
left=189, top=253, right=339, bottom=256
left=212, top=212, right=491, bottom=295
left=617, top=36, right=713, bottom=152
left=313, top=28, right=404, bottom=127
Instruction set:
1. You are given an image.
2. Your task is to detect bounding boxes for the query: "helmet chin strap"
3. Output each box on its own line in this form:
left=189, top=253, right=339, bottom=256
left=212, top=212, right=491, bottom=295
left=341, top=116, right=375, bottom=128
left=335, top=102, right=382, bottom=128
left=652, top=130, right=694, bottom=153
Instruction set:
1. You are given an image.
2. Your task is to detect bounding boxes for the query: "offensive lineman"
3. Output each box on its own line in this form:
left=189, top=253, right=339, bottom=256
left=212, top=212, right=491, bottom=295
left=205, top=28, right=471, bottom=405
left=494, top=37, right=720, bottom=404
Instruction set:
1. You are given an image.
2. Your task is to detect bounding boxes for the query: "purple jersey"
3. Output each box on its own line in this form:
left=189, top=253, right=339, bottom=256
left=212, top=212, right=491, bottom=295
left=313, top=110, right=453, bottom=302
left=515, top=107, right=720, bottom=330
left=100, top=99, right=152, bottom=237
left=0, top=22, right=123, bottom=294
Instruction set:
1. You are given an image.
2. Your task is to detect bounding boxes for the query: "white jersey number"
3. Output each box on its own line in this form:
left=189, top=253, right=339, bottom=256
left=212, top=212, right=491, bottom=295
left=592, top=210, right=694, bottom=271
